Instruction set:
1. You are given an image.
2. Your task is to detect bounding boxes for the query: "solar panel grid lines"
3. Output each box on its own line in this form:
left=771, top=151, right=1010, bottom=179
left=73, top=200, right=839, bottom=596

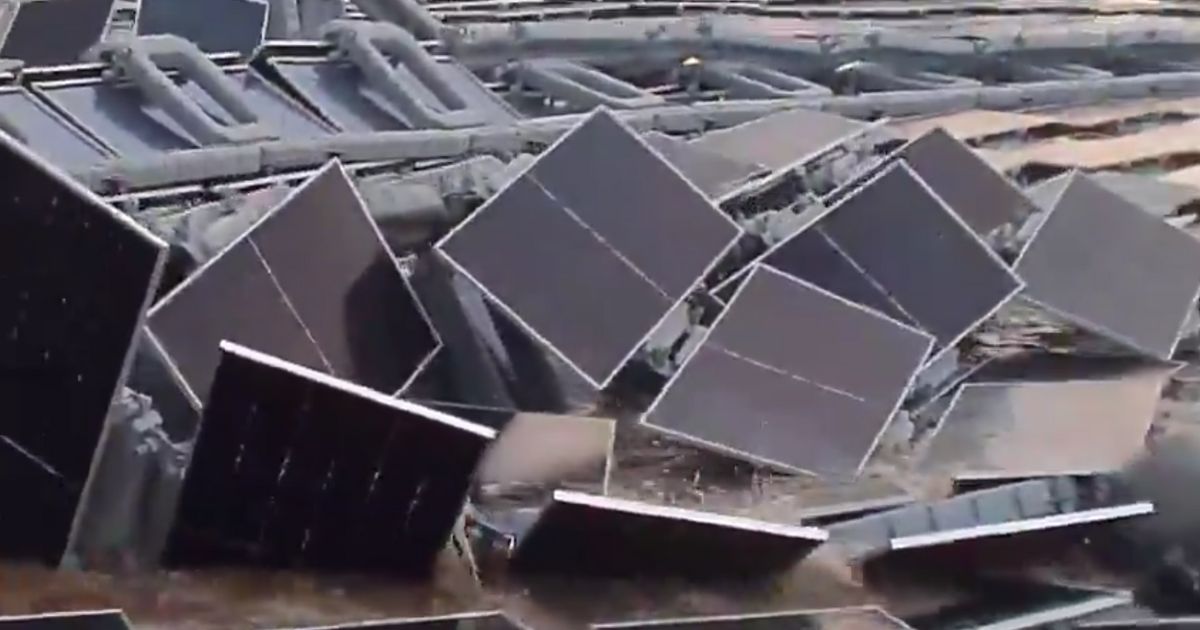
left=640, top=263, right=935, bottom=478
left=165, top=341, right=494, bottom=572
left=0, top=126, right=167, bottom=563
left=147, top=159, right=440, bottom=406
left=1012, top=171, right=1200, bottom=361
left=436, top=107, right=742, bottom=389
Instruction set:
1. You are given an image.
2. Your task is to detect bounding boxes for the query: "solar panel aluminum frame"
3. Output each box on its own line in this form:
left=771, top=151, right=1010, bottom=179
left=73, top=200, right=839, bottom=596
left=276, top=610, right=534, bottom=629
left=0, top=609, right=133, bottom=628
left=132, top=0, right=270, bottom=57
left=711, top=161, right=1024, bottom=369
left=435, top=109, right=744, bottom=390
left=0, top=128, right=169, bottom=564
left=919, top=373, right=1174, bottom=479
left=967, top=592, right=1135, bottom=630
left=642, top=263, right=936, bottom=477
left=1012, top=171, right=1200, bottom=361
left=146, top=159, right=441, bottom=408
left=888, top=502, right=1155, bottom=552
left=591, top=606, right=915, bottom=629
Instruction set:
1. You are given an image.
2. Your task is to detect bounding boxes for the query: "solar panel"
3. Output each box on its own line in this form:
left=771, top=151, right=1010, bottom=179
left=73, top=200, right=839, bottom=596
left=438, top=109, right=741, bottom=387
left=165, top=342, right=494, bottom=572
left=0, top=129, right=165, bottom=563
left=645, top=264, right=933, bottom=477
left=148, top=160, right=438, bottom=405
left=592, top=607, right=913, bottom=629
left=0, top=610, right=132, bottom=629
left=897, top=128, right=1036, bottom=237
left=511, top=489, right=827, bottom=577
left=136, top=0, right=267, bottom=55
left=642, top=131, right=763, bottom=199
left=0, top=0, right=115, bottom=66
left=920, top=372, right=1169, bottom=478
left=1014, top=172, right=1200, bottom=360
left=690, top=107, right=869, bottom=171
left=764, top=162, right=1023, bottom=358
left=274, top=612, right=527, bottom=629
left=0, top=88, right=111, bottom=171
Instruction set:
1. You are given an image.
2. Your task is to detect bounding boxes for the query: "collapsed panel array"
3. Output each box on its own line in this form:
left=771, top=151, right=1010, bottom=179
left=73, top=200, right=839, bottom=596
left=0, top=130, right=165, bottom=562
left=645, top=264, right=934, bottom=477
left=438, top=108, right=741, bottom=387
left=166, top=342, right=495, bottom=572
left=148, top=160, right=438, bottom=405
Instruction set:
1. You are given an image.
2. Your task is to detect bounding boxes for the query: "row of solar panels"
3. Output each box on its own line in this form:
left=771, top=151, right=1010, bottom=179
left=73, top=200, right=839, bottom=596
left=4, top=85, right=1193, bottom=565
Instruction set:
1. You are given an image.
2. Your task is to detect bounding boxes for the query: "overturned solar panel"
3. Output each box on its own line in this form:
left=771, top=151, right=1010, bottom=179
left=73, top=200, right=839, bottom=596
left=690, top=107, right=869, bottom=171
left=510, top=489, right=827, bottom=577
left=642, top=131, right=764, bottom=199
left=148, top=160, right=437, bottom=406
left=647, top=264, right=933, bottom=477
left=919, top=367, right=1173, bottom=478
left=758, top=162, right=1023, bottom=359
left=592, top=606, right=913, bottom=629
left=0, top=610, right=132, bottom=629
left=277, top=611, right=527, bottom=629
left=0, top=0, right=115, bottom=66
left=0, top=87, right=111, bottom=171
left=438, top=108, right=741, bottom=387
left=136, top=0, right=268, bottom=56
left=903, top=579, right=1133, bottom=630
left=1014, top=172, right=1200, bottom=360
left=0, top=129, right=166, bottom=563
left=166, top=342, right=494, bottom=572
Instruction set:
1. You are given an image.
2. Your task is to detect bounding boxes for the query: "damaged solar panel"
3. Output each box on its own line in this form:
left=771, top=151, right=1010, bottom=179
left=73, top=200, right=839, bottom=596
left=510, top=489, right=827, bottom=577
left=919, top=367, right=1173, bottom=478
left=0, top=128, right=166, bottom=563
left=760, top=162, right=1023, bottom=359
left=1014, top=172, right=1200, bottom=360
left=645, top=264, right=933, bottom=477
left=0, top=0, right=116, bottom=66
left=166, top=342, right=495, bottom=572
left=438, top=108, right=741, bottom=387
left=690, top=107, right=870, bottom=171
left=0, top=610, right=132, bottom=629
left=148, top=160, right=438, bottom=405
left=642, top=131, right=763, bottom=199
